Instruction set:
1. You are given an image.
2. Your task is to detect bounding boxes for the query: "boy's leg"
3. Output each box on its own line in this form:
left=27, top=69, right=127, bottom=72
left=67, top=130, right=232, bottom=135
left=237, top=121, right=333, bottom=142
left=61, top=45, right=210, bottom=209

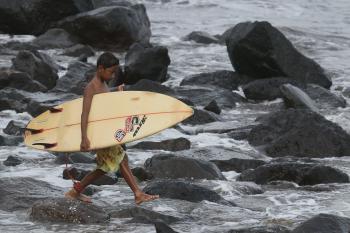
left=65, top=169, right=106, bottom=203
left=119, top=154, right=159, bottom=205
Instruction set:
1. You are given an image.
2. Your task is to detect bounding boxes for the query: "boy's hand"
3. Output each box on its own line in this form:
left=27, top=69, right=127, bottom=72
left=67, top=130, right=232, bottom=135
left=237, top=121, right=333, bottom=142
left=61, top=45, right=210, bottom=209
left=117, top=84, right=124, bottom=91
left=80, top=137, right=91, bottom=151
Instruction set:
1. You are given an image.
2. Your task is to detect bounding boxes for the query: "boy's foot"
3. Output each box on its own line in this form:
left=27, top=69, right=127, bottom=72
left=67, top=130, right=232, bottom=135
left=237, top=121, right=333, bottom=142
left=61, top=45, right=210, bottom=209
left=64, top=189, right=92, bottom=203
left=135, top=191, right=159, bottom=205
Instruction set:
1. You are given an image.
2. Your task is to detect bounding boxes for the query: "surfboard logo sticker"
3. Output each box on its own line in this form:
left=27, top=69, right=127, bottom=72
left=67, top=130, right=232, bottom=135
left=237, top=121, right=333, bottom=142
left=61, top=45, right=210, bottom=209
left=133, top=115, right=147, bottom=137
left=115, top=129, right=126, bottom=142
left=124, top=116, right=140, bottom=133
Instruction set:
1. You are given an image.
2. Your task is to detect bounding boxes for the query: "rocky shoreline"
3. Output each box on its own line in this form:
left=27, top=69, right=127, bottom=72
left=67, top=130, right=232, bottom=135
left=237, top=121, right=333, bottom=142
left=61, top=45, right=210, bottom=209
left=1, top=0, right=350, bottom=232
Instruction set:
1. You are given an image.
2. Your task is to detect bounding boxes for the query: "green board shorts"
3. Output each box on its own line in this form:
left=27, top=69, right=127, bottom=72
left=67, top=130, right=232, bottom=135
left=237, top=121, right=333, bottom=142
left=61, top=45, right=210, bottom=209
left=95, top=145, right=125, bottom=173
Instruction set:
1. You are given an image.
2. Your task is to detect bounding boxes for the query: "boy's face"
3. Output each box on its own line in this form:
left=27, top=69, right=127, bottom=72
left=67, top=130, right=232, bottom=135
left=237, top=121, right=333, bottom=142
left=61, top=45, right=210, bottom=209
left=98, top=65, right=118, bottom=81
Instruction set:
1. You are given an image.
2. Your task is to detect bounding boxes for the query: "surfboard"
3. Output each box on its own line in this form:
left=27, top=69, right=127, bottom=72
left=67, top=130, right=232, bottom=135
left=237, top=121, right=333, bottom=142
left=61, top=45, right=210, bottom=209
left=24, top=91, right=193, bottom=152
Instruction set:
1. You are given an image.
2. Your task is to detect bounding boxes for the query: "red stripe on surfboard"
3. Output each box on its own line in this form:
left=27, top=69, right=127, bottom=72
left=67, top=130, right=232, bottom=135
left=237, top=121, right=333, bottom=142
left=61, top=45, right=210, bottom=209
left=38, top=110, right=193, bottom=132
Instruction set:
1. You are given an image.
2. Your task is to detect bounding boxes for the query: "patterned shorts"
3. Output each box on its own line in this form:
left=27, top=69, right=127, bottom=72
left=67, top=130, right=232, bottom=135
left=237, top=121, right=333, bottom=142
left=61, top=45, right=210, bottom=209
left=95, top=145, right=125, bottom=173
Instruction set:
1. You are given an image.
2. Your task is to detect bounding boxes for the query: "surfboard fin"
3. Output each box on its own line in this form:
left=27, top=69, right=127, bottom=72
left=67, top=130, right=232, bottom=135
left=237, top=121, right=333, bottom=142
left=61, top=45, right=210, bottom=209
left=24, top=128, right=44, bottom=134
left=49, top=107, right=63, bottom=113
left=32, top=142, right=57, bottom=149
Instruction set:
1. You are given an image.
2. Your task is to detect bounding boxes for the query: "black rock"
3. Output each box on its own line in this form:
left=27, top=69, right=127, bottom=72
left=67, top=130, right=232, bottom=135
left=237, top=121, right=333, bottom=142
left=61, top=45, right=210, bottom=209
left=242, top=77, right=304, bottom=101
left=12, top=50, right=58, bottom=90
left=299, top=165, right=349, bottom=186
left=225, top=21, right=332, bottom=88
left=0, top=177, right=63, bottom=211
left=0, top=69, right=47, bottom=92
left=56, top=5, right=151, bottom=50
left=237, top=162, right=349, bottom=185
left=211, top=158, right=266, bottom=173
left=154, top=221, right=179, bottom=233
left=183, top=31, right=219, bottom=44
left=226, top=125, right=254, bottom=141
left=143, top=179, right=235, bottom=206
left=131, top=167, right=152, bottom=181
left=1, top=41, right=39, bottom=51
left=280, top=84, right=319, bottom=112
left=228, top=226, right=290, bottom=233
left=204, top=100, right=221, bottom=114
left=91, top=0, right=134, bottom=9
left=144, top=154, right=226, bottom=180
left=3, top=120, right=26, bottom=136
left=248, top=109, right=350, bottom=157
left=62, top=44, right=95, bottom=57
left=110, top=207, right=180, bottom=224
left=342, top=87, right=350, bottom=98
left=0, top=0, right=85, bottom=35
left=175, top=86, right=245, bottom=108
left=0, top=134, right=23, bottom=146
left=182, top=108, right=219, bottom=125
left=304, top=84, right=347, bottom=109
left=291, top=213, right=350, bottom=233
left=0, top=87, right=78, bottom=116
left=30, top=198, right=109, bottom=223
left=127, top=79, right=175, bottom=95
left=32, top=28, right=79, bottom=49
left=53, top=61, right=95, bottom=95
left=132, top=138, right=191, bottom=151
left=3, top=155, right=23, bottom=166
left=180, top=70, right=241, bottom=90
left=124, top=43, right=170, bottom=84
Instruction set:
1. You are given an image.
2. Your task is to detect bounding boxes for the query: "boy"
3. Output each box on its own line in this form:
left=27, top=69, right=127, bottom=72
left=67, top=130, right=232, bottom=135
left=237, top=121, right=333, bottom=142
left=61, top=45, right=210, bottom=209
left=65, top=52, right=159, bottom=204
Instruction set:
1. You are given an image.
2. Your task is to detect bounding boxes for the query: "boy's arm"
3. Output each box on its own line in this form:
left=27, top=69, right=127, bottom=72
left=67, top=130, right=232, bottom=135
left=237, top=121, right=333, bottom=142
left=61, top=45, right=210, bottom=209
left=80, top=86, right=94, bottom=151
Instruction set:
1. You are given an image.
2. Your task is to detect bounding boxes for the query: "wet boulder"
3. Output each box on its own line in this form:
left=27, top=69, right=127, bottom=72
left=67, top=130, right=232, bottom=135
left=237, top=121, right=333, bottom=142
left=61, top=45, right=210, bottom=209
left=0, top=88, right=78, bottom=116
left=242, top=77, right=303, bottom=101
left=56, top=5, right=151, bottom=50
left=291, top=213, right=350, bottom=233
left=154, top=221, right=179, bottom=233
left=0, top=69, right=47, bottom=92
left=62, top=44, right=95, bottom=57
left=110, top=206, right=180, bottom=224
left=182, top=108, right=219, bottom=125
left=304, top=84, right=347, bottom=109
left=248, top=109, right=350, bottom=157
left=144, top=154, right=226, bottom=180
left=143, top=179, right=235, bottom=206
left=175, top=86, right=244, bottom=108
left=0, top=177, right=63, bottom=211
left=237, top=162, right=349, bottom=185
left=12, top=50, right=59, bottom=90
left=3, top=155, right=24, bottom=166
left=204, top=100, right=221, bottom=115
left=53, top=61, right=95, bottom=95
left=180, top=70, right=241, bottom=90
left=0, top=0, right=85, bottom=35
left=225, top=21, right=332, bottom=88
left=124, top=43, right=170, bottom=84
left=32, top=28, right=79, bottom=49
left=211, top=158, right=266, bottom=173
left=30, top=198, right=109, bottom=223
left=183, top=31, right=219, bottom=44
left=0, top=134, right=23, bottom=146
left=3, top=120, right=26, bottom=136
left=132, top=138, right=191, bottom=151
left=126, top=79, right=175, bottom=95
left=280, top=84, right=319, bottom=112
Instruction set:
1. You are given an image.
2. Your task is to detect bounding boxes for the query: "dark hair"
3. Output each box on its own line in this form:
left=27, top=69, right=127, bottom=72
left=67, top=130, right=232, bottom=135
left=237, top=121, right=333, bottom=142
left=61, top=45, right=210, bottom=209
left=96, top=52, right=119, bottom=68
